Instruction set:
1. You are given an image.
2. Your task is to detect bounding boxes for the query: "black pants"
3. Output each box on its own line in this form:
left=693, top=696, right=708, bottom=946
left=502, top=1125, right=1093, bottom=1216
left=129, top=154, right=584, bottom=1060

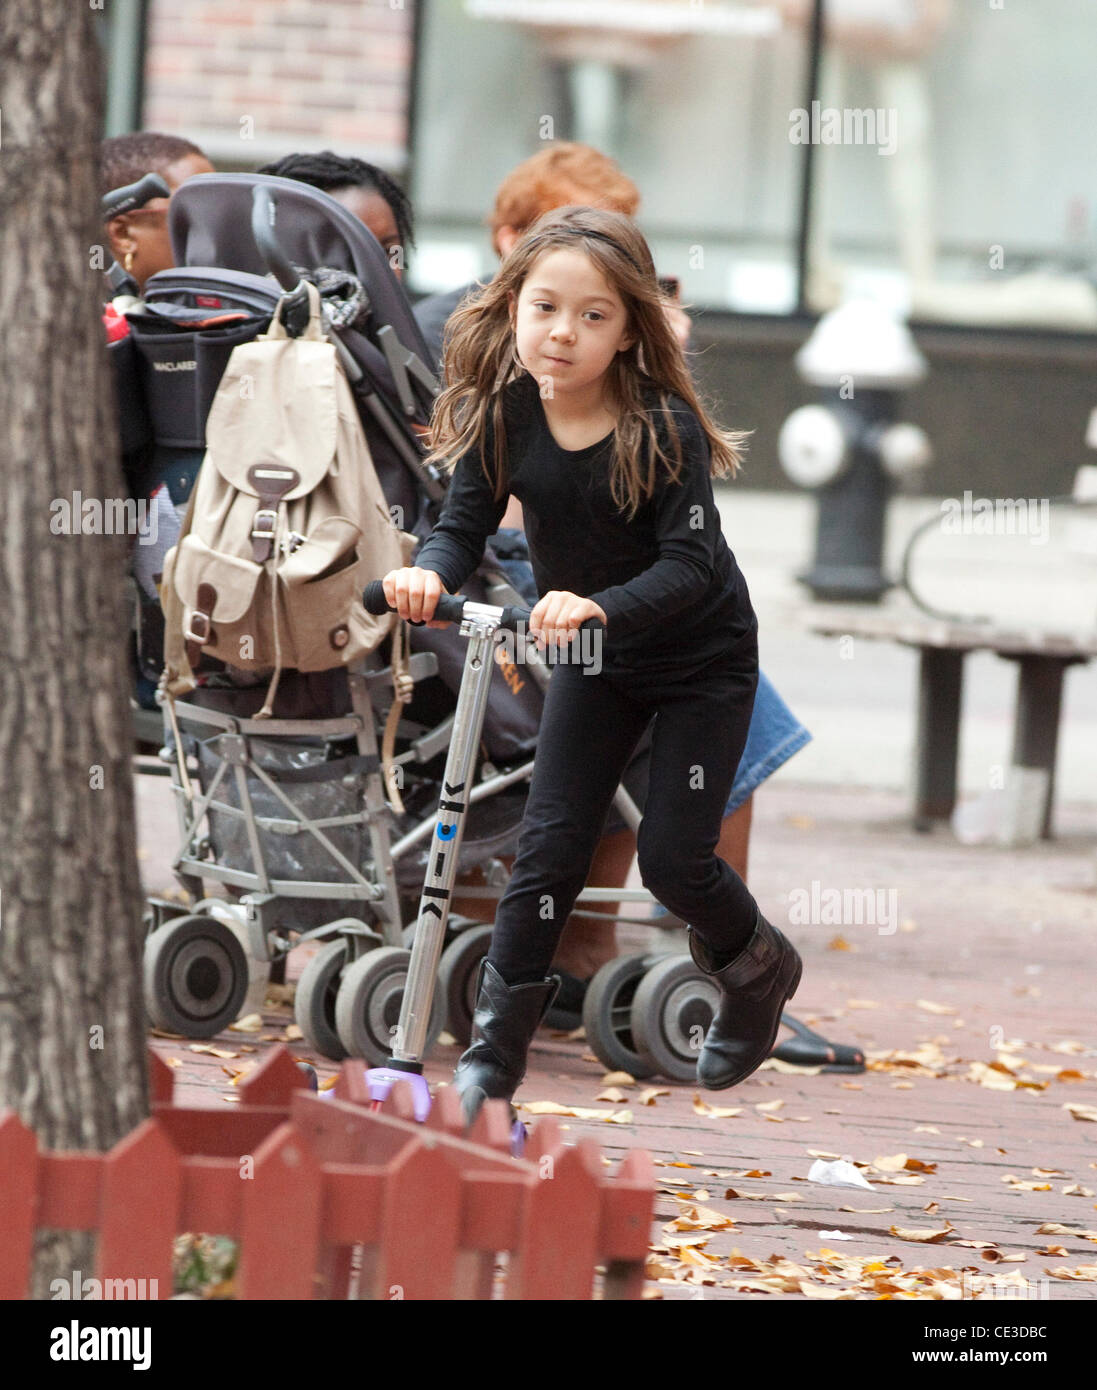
left=486, top=632, right=761, bottom=985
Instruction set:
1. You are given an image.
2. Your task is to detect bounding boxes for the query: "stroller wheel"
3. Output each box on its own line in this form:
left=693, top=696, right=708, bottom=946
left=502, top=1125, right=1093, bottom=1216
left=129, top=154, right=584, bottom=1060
left=334, top=946, right=445, bottom=1066
left=294, top=939, right=350, bottom=1062
left=143, top=914, right=250, bottom=1039
left=630, top=954, right=721, bottom=1083
left=436, top=923, right=495, bottom=1046
left=581, top=954, right=658, bottom=1081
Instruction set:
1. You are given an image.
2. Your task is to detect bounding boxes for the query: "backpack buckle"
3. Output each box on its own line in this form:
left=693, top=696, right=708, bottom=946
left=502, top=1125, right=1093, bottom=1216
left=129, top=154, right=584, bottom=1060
left=185, top=611, right=210, bottom=644
left=252, top=509, right=277, bottom=540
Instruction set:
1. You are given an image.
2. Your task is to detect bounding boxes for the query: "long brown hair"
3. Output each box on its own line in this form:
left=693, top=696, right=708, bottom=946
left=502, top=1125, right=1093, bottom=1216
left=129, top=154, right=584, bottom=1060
left=424, top=206, right=748, bottom=520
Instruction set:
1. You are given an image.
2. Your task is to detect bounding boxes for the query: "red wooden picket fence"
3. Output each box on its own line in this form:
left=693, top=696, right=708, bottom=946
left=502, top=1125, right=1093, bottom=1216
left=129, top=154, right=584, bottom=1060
left=0, top=1046, right=654, bottom=1300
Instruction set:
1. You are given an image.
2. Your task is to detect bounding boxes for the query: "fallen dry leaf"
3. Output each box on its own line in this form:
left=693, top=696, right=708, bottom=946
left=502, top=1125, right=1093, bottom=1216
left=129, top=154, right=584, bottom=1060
left=662, top=1231, right=712, bottom=1251
left=1063, top=1185, right=1096, bottom=1198
left=724, top=1189, right=802, bottom=1202
left=1003, top=1175, right=1052, bottom=1192
left=890, top=1223, right=953, bottom=1244
left=916, top=1000, right=956, bottom=1015
left=283, top=1023, right=303, bottom=1042
left=755, top=1099, right=784, bottom=1113
left=521, top=1100, right=632, bottom=1124
left=799, top=1281, right=854, bottom=1298
left=758, top=1057, right=822, bottom=1075
left=1044, top=1265, right=1097, bottom=1281
left=228, top=1013, right=263, bottom=1033
left=596, top=1086, right=631, bottom=1104
left=1064, top=1103, right=1097, bottom=1123
left=188, top=1044, right=239, bottom=1059
left=1036, top=1223, right=1097, bottom=1238
left=840, top=1206, right=893, bottom=1214
left=827, top=936, right=853, bottom=952
left=873, top=1154, right=937, bottom=1174
left=601, top=1071, right=635, bottom=1087
left=692, top=1095, right=743, bottom=1119
left=164, top=1057, right=182, bottom=1069
left=639, top=1087, right=670, bottom=1106
left=665, top=1205, right=737, bottom=1233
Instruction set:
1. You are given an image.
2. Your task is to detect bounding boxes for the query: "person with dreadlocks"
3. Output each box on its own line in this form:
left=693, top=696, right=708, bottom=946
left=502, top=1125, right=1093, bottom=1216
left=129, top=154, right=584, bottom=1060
left=257, top=151, right=415, bottom=279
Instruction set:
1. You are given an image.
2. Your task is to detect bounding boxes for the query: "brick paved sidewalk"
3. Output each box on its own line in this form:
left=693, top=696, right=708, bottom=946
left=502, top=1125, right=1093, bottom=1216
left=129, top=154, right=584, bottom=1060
left=145, top=779, right=1097, bottom=1301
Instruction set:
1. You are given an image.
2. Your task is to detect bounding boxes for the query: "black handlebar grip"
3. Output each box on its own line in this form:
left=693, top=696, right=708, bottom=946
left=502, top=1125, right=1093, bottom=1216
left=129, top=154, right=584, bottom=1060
left=432, top=594, right=468, bottom=624
left=101, top=172, right=171, bottom=221
left=363, top=579, right=398, bottom=615
left=362, top=579, right=466, bottom=625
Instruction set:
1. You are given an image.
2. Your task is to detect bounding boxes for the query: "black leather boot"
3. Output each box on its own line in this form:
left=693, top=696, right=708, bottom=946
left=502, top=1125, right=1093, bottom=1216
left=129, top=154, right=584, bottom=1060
left=453, top=959, right=561, bottom=1126
left=689, top=912, right=803, bottom=1090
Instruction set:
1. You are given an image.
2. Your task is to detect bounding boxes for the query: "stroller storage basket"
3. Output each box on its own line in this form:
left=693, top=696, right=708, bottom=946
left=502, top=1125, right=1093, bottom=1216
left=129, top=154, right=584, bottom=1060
left=170, top=699, right=383, bottom=904
left=196, top=732, right=366, bottom=887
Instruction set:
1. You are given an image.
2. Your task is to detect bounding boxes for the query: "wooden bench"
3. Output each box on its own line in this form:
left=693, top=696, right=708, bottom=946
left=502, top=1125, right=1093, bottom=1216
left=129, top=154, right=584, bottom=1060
left=803, top=605, right=1097, bottom=842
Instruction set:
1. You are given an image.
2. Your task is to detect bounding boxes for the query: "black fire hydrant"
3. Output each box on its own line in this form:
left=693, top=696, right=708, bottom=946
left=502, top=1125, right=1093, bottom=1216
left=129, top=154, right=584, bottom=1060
left=779, top=301, right=931, bottom=602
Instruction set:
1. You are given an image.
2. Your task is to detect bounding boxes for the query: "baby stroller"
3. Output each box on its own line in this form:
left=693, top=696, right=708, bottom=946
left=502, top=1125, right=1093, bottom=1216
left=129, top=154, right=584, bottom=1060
left=114, top=173, right=667, bottom=1069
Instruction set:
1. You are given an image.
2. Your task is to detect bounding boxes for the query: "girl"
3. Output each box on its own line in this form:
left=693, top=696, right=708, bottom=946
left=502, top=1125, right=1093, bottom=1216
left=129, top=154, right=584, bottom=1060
left=381, top=206, right=802, bottom=1124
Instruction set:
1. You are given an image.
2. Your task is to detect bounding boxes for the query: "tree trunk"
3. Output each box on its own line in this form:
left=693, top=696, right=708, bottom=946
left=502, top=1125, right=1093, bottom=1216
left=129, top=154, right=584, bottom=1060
left=0, top=1, right=148, bottom=1296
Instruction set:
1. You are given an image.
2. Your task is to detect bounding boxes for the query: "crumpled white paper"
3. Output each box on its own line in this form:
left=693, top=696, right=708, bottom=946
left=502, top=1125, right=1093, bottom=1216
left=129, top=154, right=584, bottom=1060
left=807, top=1158, right=874, bottom=1190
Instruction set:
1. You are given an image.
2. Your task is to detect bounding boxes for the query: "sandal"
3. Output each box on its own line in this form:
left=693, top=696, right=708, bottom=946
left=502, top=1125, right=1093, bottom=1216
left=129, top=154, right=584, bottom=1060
left=769, top=1013, right=866, bottom=1072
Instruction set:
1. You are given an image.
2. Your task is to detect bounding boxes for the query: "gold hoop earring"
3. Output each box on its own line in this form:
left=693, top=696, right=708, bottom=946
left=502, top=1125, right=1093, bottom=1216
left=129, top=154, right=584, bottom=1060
left=123, top=250, right=135, bottom=274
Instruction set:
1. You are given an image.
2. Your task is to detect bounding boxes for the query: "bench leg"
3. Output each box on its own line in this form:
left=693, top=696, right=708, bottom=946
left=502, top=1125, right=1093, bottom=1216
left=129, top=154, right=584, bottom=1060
left=914, top=648, right=964, bottom=830
left=1008, top=656, right=1072, bottom=840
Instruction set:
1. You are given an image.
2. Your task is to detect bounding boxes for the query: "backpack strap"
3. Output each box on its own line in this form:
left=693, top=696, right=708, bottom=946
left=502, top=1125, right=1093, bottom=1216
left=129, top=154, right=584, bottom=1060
left=266, top=280, right=326, bottom=343
left=381, top=618, right=415, bottom=815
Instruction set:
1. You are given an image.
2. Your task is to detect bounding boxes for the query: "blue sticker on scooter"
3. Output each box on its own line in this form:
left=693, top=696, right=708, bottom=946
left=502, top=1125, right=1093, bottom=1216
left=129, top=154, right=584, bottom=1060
left=436, top=821, right=457, bottom=840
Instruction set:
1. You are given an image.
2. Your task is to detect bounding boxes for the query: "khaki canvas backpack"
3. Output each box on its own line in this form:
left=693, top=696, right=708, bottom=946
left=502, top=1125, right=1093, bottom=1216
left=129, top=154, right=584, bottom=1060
left=160, top=282, right=415, bottom=718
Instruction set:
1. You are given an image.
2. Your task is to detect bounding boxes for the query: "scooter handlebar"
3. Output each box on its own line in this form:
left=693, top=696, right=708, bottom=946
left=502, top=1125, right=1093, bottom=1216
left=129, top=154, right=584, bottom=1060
left=362, top=579, right=604, bottom=635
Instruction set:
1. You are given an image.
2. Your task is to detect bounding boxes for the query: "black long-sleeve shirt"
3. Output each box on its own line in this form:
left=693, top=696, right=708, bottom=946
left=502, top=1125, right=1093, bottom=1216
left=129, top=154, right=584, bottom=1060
left=414, top=372, right=756, bottom=670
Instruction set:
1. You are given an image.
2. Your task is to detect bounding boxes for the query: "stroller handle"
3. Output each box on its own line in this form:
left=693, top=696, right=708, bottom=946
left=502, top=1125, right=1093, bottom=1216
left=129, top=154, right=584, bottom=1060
left=101, top=172, right=171, bottom=221
left=362, top=579, right=605, bottom=636
left=250, top=186, right=304, bottom=294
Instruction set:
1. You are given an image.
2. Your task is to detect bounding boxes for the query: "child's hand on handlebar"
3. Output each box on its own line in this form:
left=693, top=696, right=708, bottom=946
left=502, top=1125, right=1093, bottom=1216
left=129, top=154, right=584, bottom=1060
left=529, top=591, right=607, bottom=649
left=381, top=566, right=452, bottom=628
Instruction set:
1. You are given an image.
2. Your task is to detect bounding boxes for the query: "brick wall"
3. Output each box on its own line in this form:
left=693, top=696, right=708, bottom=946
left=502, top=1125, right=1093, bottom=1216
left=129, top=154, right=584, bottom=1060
left=142, top=0, right=416, bottom=171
